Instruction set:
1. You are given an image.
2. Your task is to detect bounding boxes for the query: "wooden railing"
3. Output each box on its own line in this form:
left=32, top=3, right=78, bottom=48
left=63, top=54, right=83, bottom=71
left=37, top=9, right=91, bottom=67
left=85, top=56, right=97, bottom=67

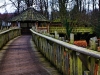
left=0, top=28, right=21, bottom=49
left=30, top=29, right=100, bottom=75
left=49, top=27, right=93, bottom=34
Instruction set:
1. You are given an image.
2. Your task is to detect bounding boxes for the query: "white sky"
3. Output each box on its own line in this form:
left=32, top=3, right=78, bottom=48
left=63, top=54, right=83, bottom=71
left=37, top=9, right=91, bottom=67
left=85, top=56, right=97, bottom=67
left=0, top=0, right=99, bottom=14
left=0, top=0, right=17, bottom=13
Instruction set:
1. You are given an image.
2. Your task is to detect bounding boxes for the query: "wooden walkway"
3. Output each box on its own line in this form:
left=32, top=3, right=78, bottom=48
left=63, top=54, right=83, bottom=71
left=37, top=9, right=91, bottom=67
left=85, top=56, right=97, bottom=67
left=0, top=36, right=61, bottom=75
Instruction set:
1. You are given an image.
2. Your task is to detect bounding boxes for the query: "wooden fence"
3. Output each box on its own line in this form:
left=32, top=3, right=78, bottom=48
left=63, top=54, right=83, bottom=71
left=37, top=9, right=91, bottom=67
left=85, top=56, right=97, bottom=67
left=0, top=28, right=21, bottom=49
left=30, top=29, right=100, bottom=75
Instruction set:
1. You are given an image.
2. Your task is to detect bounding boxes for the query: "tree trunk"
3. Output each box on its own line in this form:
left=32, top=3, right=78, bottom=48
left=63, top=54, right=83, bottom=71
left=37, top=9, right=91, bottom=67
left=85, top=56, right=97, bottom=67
left=76, top=0, right=79, bottom=12
left=58, top=0, right=67, bottom=22
left=25, top=0, right=33, bottom=8
left=17, top=1, right=20, bottom=13
left=79, top=0, right=82, bottom=12
left=99, top=0, right=100, bottom=13
left=44, top=0, right=49, bottom=19
left=40, top=0, right=43, bottom=14
left=87, top=0, right=90, bottom=12
left=93, top=0, right=95, bottom=12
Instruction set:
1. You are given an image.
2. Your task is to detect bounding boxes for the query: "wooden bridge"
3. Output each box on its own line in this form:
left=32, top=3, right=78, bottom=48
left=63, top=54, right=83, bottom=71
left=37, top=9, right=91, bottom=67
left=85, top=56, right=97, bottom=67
left=0, top=28, right=61, bottom=75
left=0, top=27, right=100, bottom=75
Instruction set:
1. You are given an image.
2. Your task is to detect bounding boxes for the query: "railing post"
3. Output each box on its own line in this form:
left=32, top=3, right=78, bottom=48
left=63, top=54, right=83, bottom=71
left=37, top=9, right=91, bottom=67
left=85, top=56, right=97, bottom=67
left=69, top=51, right=73, bottom=75
left=45, top=39, right=47, bottom=57
left=61, top=46, right=64, bottom=73
left=53, top=43, right=57, bottom=66
left=70, top=33, right=74, bottom=44
left=89, top=37, right=97, bottom=51
left=73, top=52, right=76, bottom=75
left=98, top=60, right=100, bottom=75
left=64, top=48, right=70, bottom=75
left=76, top=52, right=82, bottom=75
left=90, top=37, right=97, bottom=75
left=69, top=33, right=74, bottom=75
left=54, top=31, right=59, bottom=39
left=90, top=57, right=95, bottom=75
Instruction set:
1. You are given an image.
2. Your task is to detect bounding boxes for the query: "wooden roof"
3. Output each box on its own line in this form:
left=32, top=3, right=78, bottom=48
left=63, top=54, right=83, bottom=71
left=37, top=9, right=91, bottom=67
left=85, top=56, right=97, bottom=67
left=10, top=7, right=49, bottom=22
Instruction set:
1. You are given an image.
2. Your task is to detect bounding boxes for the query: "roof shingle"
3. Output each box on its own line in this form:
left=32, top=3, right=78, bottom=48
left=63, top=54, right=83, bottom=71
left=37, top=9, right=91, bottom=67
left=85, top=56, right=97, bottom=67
left=10, top=7, right=49, bottom=22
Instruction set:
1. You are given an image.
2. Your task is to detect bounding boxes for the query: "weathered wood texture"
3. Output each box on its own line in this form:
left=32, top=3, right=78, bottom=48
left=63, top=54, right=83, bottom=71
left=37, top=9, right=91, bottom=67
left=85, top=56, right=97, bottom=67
left=0, top=28, right=21, bottom=49
left=31, top=29, right=100, bottom=75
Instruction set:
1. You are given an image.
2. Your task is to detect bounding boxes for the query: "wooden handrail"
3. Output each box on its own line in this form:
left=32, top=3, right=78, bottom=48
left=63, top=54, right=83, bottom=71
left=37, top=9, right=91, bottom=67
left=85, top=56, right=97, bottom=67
left=30, top=29, right=100, bottom=59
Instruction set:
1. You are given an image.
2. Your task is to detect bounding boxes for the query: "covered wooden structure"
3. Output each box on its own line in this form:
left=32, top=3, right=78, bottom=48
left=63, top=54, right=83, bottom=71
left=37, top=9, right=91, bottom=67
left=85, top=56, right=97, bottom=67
left=10, top=7, right=49, bottom=35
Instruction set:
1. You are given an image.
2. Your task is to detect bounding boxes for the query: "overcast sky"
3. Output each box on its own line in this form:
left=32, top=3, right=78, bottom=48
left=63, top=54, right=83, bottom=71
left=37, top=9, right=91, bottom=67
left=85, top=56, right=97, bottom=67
left=0, top=0, right=17, bottom=14
left=0, top=0, right=99, bottom=14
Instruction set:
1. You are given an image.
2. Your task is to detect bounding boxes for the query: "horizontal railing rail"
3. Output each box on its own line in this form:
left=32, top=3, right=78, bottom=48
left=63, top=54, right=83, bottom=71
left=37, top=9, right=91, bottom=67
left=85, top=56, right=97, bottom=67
left=0, top=28, right=21, bottom=49
left=30, top=29, right=100, bottom=59
left=0, top=27, right=20, bottom=35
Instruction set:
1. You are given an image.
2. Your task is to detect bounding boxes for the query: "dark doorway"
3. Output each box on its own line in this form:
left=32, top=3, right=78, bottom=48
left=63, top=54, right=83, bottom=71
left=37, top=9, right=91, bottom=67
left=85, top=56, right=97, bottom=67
left=20, top=22, right=32, bottom=35
left=21, top=27, right=31, bottom=35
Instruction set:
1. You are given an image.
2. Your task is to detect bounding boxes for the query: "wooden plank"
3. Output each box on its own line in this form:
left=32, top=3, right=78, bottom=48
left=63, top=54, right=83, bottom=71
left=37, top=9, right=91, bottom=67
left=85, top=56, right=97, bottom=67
left=90, top=57, right=95, bottom=75
left=73, top=52, right=76, bottom=75
left=61, top=47, right=64, bottom=73
left=78, top=54, right=89, bottom=70
left=76, top=52, right=82, bottom=75
left=69, top=51, right=74, bottom=75
left=53, top=43, right=57, bottom=66
left=64, top=49, right=70, bottom=75
left=98, top=60, right=100, bottom=75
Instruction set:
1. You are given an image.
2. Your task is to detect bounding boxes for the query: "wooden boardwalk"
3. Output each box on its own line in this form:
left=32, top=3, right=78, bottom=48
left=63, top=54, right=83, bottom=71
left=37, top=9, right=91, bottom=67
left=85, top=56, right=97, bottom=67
left=0, top=36, right=61, bottom=75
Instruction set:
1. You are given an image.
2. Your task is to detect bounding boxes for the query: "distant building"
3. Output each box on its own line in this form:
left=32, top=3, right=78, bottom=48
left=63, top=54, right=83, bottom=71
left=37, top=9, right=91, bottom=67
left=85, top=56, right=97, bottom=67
left=10, top=7, right=49, bottom=35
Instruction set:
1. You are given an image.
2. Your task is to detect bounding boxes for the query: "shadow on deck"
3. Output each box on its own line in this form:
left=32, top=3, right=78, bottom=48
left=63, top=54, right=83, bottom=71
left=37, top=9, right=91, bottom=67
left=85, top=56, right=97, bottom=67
left=0, top=35, right=61, bottom=75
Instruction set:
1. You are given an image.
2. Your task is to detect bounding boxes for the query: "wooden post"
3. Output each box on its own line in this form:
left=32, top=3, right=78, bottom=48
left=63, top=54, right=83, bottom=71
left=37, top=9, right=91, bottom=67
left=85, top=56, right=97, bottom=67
left=76, top=52, right=82, bottom=75
left=97, top=60, right=100, bottom=75
left=64, top=48, right=70, bottom=75
left=70, top=33, right=74, bottom=44
left=90, top=37, right=97, bottom=50
left=35, top=22, right=38, bottom=32
left=69, top=34, right=75, bottom=75
left=69, top=51, right=82, bottom=75
left=69, top=51, right=73, bottom=75
left=47, top=23, right=50, bottom=33
left=90, top=58, right=95, bottom=75
left=54, top=31, right=59, bottom=39
left=61, top=46, right=65, bottom=73
left=53, top=43, right=57, bottom=66
left=49, top=44, right=52, bottom=62
left=89, top=38, right=96, bottom=75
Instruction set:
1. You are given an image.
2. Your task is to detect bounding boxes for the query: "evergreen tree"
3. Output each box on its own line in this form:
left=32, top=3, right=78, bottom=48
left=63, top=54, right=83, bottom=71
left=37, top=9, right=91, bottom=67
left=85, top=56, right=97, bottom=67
left=63, top=19, right=73, bottom=40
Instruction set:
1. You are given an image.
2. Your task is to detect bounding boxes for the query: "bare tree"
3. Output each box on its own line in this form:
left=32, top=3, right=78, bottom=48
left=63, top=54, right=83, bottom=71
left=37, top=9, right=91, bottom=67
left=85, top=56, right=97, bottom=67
left=87, top=0, right=90, bottom=12
left=39, top=0, right=43, bottom=14
left=50, top=0, right=59, bottom=20
left=25, top=0, right=33, bottom=7
left=9, top=0, right=28, bottom=14
left=58, top=0, right=67, bottom=22
left=44, top=0, right=49, bottom=18
left=93, top=0, right=95, bottom=11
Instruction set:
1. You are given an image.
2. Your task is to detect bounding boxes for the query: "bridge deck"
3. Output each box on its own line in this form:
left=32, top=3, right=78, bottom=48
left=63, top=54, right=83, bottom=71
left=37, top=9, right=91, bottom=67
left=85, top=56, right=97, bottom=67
left=0, top=36, right=61, bottom=75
